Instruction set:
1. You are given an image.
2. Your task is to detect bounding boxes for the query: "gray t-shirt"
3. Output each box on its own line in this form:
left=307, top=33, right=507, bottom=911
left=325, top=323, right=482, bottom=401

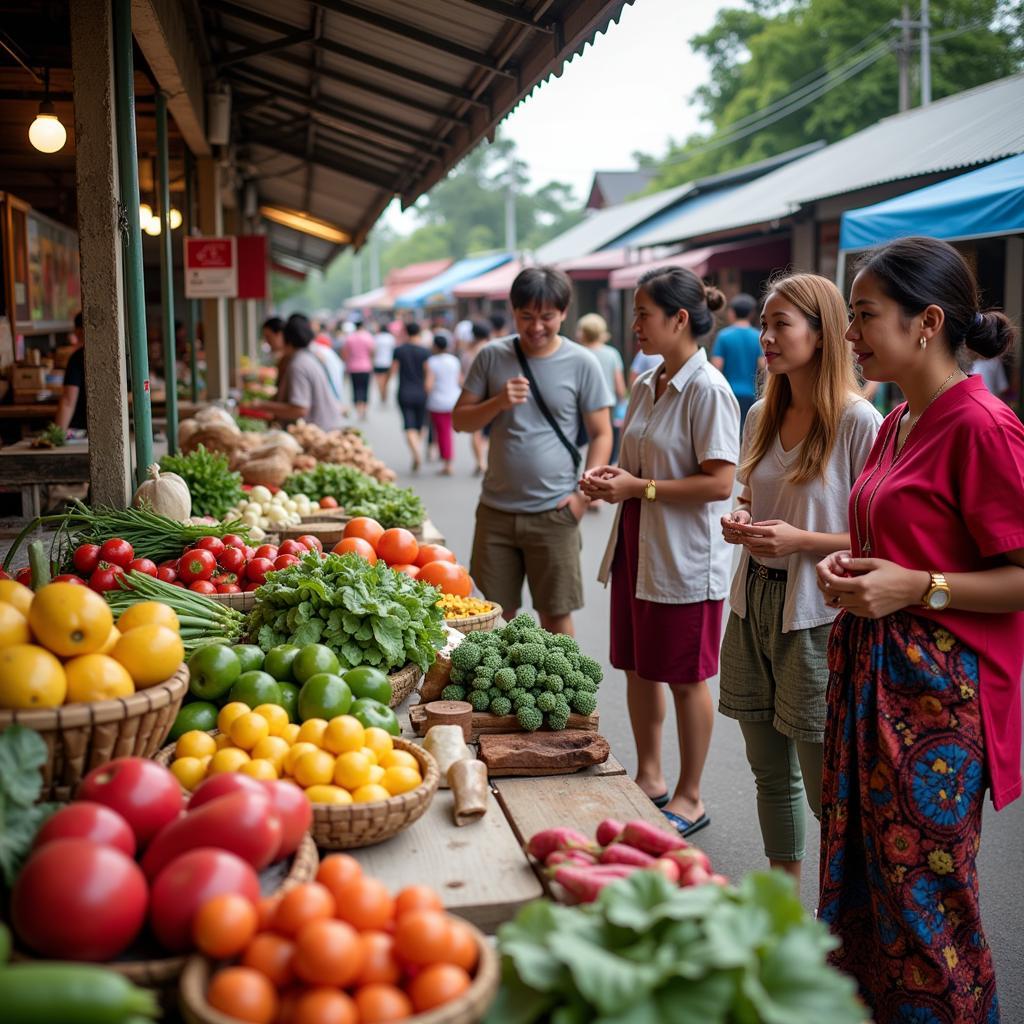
left=280, top=347, right=343, bottom=432
left=463, top=335, right=613, bottom=513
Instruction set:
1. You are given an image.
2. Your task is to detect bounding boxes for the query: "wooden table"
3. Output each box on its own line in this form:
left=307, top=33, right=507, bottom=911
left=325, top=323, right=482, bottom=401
left=0, top=403, right=60, bottom=421
left=0, top=438, right=90, bottom=517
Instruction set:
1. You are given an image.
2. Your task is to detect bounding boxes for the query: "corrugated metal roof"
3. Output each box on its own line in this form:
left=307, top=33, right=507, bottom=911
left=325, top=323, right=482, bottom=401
left=589, top=170, right=657, bottom=207
left=452, top=258, right=524, bottom=300
left=632, top=73, right=1024, bottom=249
left=394, top=252, right=513, bottom=308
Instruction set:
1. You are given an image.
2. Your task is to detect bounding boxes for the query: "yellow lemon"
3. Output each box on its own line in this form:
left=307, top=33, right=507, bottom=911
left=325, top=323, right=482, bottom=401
left=382, top=765, right=423, bottom=796
left=176, top=730, right=218, bottom=760
left=253, top=703, right=289, bottom=737
left=351, top=783, right=391, bottom=804
left=0, top=603, right=31, bottom=649
left=359, top=746, right=379, bottom=766
left=0, top=579, right=33, bottom=616
left=117, top=601, right=180, bottom=634
left=363, top=727, right=394, bottom=761
left=28, top=583, right=112, bottom=658
left=252, top=735, right=290, bottom=772
left=380, top=749, right=419, bottom=771
left=305, top=784, right=353, bottom=805
left=283, top=741, right=319, bottom=776
left=323, top=715, right=365, bottom=755
left=170, top=756, right=207, bottom=790
left=367, top=764, right=385, bottom=785
left=218, top=701, right=252, bottom=733
left=293, top=749, right=335, bottom=788
left=215, top=733, right=234, bottom=750
left=64, top=653, right=134, bottom=703
left=0, top=644, right=67, bottom=709
left=240, top=758, right=278, bottom=781
left=199, top=755, right=213, bottom=774
left=96, top=625, right=121, bottom=655
left=281, top=722, right=301, bottom=744
left=230, top=711, right=271, bottom=751
left=296, top=718, right=328, bottom=748
left=209, top=748, right=251, bottom=774
left=111, top=625, right=183, bottom=687
left=333, top=750, right=372, bottom=790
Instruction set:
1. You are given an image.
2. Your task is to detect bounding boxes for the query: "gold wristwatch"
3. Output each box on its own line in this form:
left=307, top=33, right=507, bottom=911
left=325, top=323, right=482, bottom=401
left=643, top=479, right=656, bottom=501
left=921, top=571, right=951, bottom=611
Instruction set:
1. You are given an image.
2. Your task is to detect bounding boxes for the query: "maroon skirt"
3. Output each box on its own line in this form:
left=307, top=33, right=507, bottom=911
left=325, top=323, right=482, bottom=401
left=609, top=499, right=723, bottom=684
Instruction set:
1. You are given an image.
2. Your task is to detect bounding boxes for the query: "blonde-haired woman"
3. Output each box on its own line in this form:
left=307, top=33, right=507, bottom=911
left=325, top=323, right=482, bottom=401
left=718, top=272, right=882, bottom=882
left=576, top=313, right=626, bottom=464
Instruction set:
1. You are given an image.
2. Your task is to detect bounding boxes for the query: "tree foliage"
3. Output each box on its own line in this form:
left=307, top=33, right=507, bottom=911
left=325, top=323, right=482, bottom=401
left=650, top=0, right=1024, bottom=188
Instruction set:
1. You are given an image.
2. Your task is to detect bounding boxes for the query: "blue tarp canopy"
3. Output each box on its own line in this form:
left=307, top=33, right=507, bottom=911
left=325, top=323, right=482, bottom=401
left=394, top=252, right=513, bottom=308
left=840, top=152, right=1024, bottom=251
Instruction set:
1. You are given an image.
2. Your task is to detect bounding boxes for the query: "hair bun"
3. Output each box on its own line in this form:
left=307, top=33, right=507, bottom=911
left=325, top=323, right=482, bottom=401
left=966, top=309, right=1017, bottom=360
left=704, top=285, right=727, bottom=313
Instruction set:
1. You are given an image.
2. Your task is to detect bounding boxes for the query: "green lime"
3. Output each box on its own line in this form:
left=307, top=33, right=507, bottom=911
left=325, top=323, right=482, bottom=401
left=293, top=644, right=340, bottom=684
left=168, top=701, right=219, bottom=741
left=298, top=673, right=353, bottom=722
left=350, top=697, right=401, bottom=736
left=232, top=644, right=265, bottom=674
left=229, top=670, right=283, bottom=709
left=188, top=644, right=241, bottom=701
left=278, top=682, right=300, bottom=723
left=263, top=644, right=300, bottom=682
left=343, top=666, right=392, bottom=705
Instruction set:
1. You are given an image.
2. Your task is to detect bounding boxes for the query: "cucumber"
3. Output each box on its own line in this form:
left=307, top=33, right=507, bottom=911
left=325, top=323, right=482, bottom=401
left=0, top=963, right=158, bottom=1024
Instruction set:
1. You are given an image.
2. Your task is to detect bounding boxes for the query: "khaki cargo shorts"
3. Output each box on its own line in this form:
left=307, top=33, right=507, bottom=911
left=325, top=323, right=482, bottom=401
left=469, top=502, right=583, bottom=617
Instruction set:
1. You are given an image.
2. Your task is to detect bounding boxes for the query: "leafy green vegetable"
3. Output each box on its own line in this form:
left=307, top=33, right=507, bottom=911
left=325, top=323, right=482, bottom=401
left=30, top=423, right=67, bottom=449
left=160, top=444, right=244, bottom=518
left=283, top=464, right=424, bottom=529
left=247, top=551, right=446, bottom=673
left=486, top=871, right=863, bottom=1024
left=235, top=416, right=268, bottom=432
left=0, top=725, right=60, bottom=887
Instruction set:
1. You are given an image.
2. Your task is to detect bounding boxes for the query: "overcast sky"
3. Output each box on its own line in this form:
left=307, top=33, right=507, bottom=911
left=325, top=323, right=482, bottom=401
left=385, top=0, right=741, bottom=231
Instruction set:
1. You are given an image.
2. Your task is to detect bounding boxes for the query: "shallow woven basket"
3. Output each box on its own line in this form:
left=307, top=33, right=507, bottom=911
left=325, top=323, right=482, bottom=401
left=179, top=916, right=498, bottom=1024
left=388, top=661, right=423, bottom=708
left=205, top=590, right=256, bottom=611
left=279, top=520, right=348, bottom=548
left=0, top=664, right=189, bottom=801
left=300, top=507, right=348, bottom=522
left=445, top=603, right=503, bottom=634
left=313, top=737, right=439, bottom=850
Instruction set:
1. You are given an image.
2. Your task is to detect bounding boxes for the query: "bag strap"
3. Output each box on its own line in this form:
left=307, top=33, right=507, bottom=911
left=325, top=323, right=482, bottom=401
left=512, top=336, right=582, bottom=472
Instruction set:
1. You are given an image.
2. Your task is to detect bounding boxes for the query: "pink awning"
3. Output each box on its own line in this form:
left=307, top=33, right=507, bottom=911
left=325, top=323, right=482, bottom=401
left=608, top=247, right=716, bottom=290
left=557, top=247, right=629, bottom=280
left=452, top=259, right=524, bottom=300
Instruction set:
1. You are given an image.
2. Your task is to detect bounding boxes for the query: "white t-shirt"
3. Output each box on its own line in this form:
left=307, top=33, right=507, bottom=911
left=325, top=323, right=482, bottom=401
left=373, top=331, right=395, bottom=368
left=729, top=396, right=882, bottom=632
left=426, top=352, right=462, bottom=413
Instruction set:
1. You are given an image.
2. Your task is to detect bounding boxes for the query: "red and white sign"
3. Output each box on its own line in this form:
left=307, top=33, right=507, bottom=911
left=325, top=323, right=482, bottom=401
left=185, top=237, right=237, bottom=298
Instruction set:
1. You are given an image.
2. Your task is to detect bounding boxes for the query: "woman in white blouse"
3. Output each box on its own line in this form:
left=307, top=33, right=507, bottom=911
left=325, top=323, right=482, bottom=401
left=718, top=273, right=881, bottom=882
left=584, top=267, right=739, bottom=838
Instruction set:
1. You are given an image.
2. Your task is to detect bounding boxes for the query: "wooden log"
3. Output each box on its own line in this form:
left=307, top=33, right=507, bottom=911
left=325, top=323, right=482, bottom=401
left=478, top=731, right=610, bottom=777
left=410, top=702, right=599, bottom=739
left=421, top=701, right=474, bottom=743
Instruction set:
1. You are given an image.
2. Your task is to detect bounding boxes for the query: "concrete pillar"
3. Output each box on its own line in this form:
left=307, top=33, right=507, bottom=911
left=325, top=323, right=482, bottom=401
left=71, top=0, right=132, bottom=505
left=197, top=156, right=229, bottom=399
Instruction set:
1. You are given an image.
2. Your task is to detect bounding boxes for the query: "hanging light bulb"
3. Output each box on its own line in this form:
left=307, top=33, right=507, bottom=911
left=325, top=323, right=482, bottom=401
left=139, top=203, right=153, bottom=229
left=168, top=208, right=183, bottom=230
left=28, top=69, right=66, bottom=154
left=144, top=217, right=162, bottom=236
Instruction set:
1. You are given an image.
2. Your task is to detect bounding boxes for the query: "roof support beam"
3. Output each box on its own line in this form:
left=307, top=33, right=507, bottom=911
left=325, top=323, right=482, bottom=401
left=215, top=28, right=315, bottom=69
left=456, top=0, right=555, bottom=31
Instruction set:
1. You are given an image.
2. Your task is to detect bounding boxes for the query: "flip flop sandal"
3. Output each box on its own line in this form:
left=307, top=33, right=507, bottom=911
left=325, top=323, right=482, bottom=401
left=662, top=809, right=711, bottom=838
left=650, top=792, right=670, bottom=809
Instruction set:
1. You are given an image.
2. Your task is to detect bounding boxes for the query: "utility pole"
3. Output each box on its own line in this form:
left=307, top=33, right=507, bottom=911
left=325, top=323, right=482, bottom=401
left=920, top=0, right=932, bottom=105
left=898, top=2, right=911, bottom=112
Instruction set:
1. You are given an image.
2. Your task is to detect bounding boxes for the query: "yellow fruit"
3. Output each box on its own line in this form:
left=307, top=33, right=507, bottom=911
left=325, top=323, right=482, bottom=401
left=28, top=583, right=112, bottom=658
left=117, top=601, right=180, bottom=634
left=253, top=703, right=289, bottom=737
left=240, top=758, right=278, bottom=781
left=351, top=783, right=391, bottom=804
left=170, top=756, right=207, bottom=790
left=0, top=579, right=34, bottom=616
left=215, top=733, right=234, bottom=750
left=176, top=730, right=218, bottom=760
left=293, top=749, right=335, bottom=788
left=199, top=755, right=213, bottom=774
left=252, top=735, right=290, bottom=772
left=380, top=749, right=419, bottom=771
left=0, top=603, right=31, bottom=648
left=363, top=727, right=394, bottom=761
left=281, top=723, right=301, bottom=744
left=283, top=741, right=319, bottom=776
left=64, top=653, right=134, bottom=703
left=111, top=625, right=183, bottom=687
left=382, top=765, right=422, bottom=796
left=230, top=711, right=271, bottom=750
left=97, top=625, right=121, bottom=655
left=304, top=784, right=353, bottom=805
left=368, top=765, right=385, bottom=785
left=218, top=701, right=251, bottom=733
left=359, top=746, right=379, bottom=766
left=323, top=715, right=365, bottom=755
left=297, top=718, right=328, bottom=748
left=209, top=748, right=251, bottom=774
left=333, top=750, right=372, bottom=790
left=0, top=644, right=67, bottom=709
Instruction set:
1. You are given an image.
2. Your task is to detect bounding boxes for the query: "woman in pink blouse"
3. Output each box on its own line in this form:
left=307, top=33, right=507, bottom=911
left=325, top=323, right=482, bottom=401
left=816, top=236, right=1023, bottom=1024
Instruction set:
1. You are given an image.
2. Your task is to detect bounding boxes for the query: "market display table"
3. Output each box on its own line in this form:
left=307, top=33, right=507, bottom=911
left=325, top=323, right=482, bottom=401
left=0, top=438, right=90, bottom=517
left=0, top=402, right=60, bottom=421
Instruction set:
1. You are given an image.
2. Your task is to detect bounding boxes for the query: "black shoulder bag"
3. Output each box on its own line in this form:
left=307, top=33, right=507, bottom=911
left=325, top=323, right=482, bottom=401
left=512, top=336, right=582, bottom=473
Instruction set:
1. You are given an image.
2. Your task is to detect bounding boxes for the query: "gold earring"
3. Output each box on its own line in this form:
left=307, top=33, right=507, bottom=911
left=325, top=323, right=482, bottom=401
left=919, top=337, right=927, bottom=349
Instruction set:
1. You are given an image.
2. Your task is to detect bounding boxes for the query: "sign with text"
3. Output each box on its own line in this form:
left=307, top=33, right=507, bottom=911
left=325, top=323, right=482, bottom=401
left=185, top=237, right=237, bottom=298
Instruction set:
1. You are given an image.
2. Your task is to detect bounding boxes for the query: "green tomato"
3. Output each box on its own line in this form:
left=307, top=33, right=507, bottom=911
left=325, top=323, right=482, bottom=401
left=168, top=701, right=218, bottom=741
left=277, top=682, right=300, bottom=723
left=350, top=697, right=401, bottom=737
left=232, top=644, right=265, bottom=674
left=229, top=670, right=283, bottom=709
left=263, top=644, right=301, bottom=682
left=188, top=644, right=241, bottom=701
left=343, top=666, right=392, bottom=706
left=293, top=644, right=341, bottom=684
left=298, top=673, right=353, bottom=722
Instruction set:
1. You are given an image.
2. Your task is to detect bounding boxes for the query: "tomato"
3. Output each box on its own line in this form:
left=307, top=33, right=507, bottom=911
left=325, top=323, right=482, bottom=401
left=128, top=557, right=157, bottom=576
left=14, top=567, right=32, bottom=587
left=99, top=538, right=134, bottom=568
left=243, top=581, right=261, bottom=592
left=448, top=919, right=479, bottom=972
left=316, top=853, right=363, bottom=898
left=142, top=789, right=283, bottom=879
left=178, top=547, right=216, bottom=583
left=12, top=838, right=147, bottom=960
left=393, top=909, right=453, bottom=966
left=222, top=534, right=247, bottom=549
left=242, top=932, right=295, bottom=988
left=375, top=529, right=418, bottom=567
left=52, top=573, right=86, bottom=585
left=333, top=875, right=395, bottom=931
left=395, top=885, right=443, bottom=917
left=244, top=546, right=256, bottom=559
left=389, top=563, right=419, bottom=579
left=296, top=534, right=323, bottom=553
left=408, top=963, right=471, bottom=1013
left=190, top=771, right=265, bottom=810
left=206, top=965, right=277, bottom=1024
left=78, top=756, right=184, bottom=848
left=150, top=847, right=260, bottom=952
left=293, top=918, right=363, bottom=986
left=272, top=883, right=336, bottom=937
left=189, top=579, right=217, bottom=594
left=319, top=496, right=339, bottom=509
left=277, top=539, right=307, bottom=558
left=293, top=989, right=358, bottom=1024
left=418, top=561, right=472, bottom=597
left=195, top=536, right=226, bottom=557
left=218, top=545, right=247, bottom=574
left=193, top=892, right=259, bottom=958
left=354, top=984, right=414, bottom=1023
left=254, top=545, right=279, bottom=561
left=72, top=543, right=102, bottom=575
left=414, top=544, right=456, bottom=568
left=273, top=554, right=300, bottom=570
left=261, top=779, right=312, bottom=857
left=332, top=537, right=377, bottom=564
left=343, top=517, right=385, bottom=549
left=156, top=565, right=178, bottom=583
left=89, top=562, right=125, bottom=593
left=246, top=558, right=275, bottom=585
left=355, top=931, right=402, bottom=986
left=217, top=582, right=242, bottom=594
left=33, top=801, right=136, bottom=857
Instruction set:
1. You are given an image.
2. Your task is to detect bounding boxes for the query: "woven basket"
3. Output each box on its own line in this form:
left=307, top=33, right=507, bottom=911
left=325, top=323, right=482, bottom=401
left=444, top=603, right=503, bottom=634
left=279, top=520, right=348, bottom=549
left=312, top=737, right=439, bottom=850
left=179, top=916, right=498, bottom=1024
left=300, top=507, right=348, bottom=522
left=205, top=590, right=256, bottom=611
left=388, top=661, right=422, bottom=708
left=0, top=665, right=189, bottom=801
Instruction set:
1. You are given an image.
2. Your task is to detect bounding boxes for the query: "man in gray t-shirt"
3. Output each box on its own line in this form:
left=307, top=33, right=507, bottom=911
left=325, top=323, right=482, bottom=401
left=454, top=267, right=613, bottom=635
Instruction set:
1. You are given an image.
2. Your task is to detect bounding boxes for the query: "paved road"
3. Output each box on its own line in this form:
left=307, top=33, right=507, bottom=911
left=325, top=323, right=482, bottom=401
left=359, top=387, right=1024, bottom=1020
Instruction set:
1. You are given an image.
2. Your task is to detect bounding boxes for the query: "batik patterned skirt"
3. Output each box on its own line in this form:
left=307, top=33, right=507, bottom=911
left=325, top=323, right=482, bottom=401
left=819, top=611, right=999, bottom=1024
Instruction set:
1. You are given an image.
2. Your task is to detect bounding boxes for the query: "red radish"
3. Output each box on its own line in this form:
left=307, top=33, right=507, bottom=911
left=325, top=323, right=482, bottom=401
left=661, top=847, right=711, bottom=874
left=553, top=864, right=637, bottom=903
left=679, top=864, right=712, bottom=888
left=595, top=819, right=625, bottom=846
left=709, top=873, right=730, bottom=887
left=545, top=850, right=598, bottom=869
left=525, top=827, right=597, bottom=862
left=653, top=858, right=681, bottom=885
left=599, top=844, right=655, bottom=867
left=619, top=820, right=687, bottom=857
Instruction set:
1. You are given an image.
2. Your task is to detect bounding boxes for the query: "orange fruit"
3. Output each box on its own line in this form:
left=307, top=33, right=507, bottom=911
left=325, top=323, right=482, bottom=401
left=193, top=893, right=258, bottom=958
left=353, top=984, right=414, bottom=1023
left=241, top=932, right=295, bottom=988
left=354, top=930, right=402, bottom=986
left=63, top=653, right=134, bottom=702
left=394, top=885, right=443, bottom=917
left=272, top=883, right=336, bottom=937
left=393, top=909, right=453, bottom=967
left=28, top=583, right=112, bottom=657
left=293, top=918, right=363, bottom=987
left=291, top=987, right=359, bottom=1024
left=0, top=644, right=66, bottom=708
left=205, top=966, right=277, bottom=1024
left=408, top=963, right=472, bottom=1013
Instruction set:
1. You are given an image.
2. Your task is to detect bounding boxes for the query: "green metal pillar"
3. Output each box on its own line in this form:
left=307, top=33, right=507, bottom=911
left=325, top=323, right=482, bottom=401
left=112, top=0, right=153, bottom=486
left=184, top=150, right=199, bottom=403
left=156, top=92, right=179, bottom=454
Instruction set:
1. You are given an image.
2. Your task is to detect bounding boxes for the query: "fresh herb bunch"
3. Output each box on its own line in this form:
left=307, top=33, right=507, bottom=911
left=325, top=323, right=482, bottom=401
left=346, top=490, right=425, bottom=530
left=247, top=551, right=446, bottom=672
left=0, top=725, right=60, bottom=886
left=160, top=445, right=244, bottom=519
left=283, top=463, right=425, bottom=529
left=487, top=871, right=863, bottom=1024
left=235, top=416, right=268, bottom=433
left=30, top=423, right=67, bottom=449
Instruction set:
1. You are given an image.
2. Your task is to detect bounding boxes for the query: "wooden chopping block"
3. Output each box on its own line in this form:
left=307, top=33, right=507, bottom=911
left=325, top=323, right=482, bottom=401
left=478, top=731, right=611, bottom=776
left=421, top=700, right=474, bottom=743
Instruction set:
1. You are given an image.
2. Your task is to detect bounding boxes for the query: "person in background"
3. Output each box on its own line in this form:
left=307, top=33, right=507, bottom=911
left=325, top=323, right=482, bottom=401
left=311, top=325, right=346, bottom=413
left=628, top=347, right=662, bottom=387
left=426, top=333, right=463, bottom=476
left=718, top=273, right=881, bottom=884
left=55, top=311, right=87, bottom=431
left=342, top=317, right=375, bottom=420
left=712, top=293, right=764, bottom=427
left=816, top=237, right=1024, bottom=1024
left=463, top=320, right=493, bottom=475
left=372, top=320, right=396, bottom=402
left=975, top=352, right=1010, bottom=401
left=488, top=312, right=507, bottom=337
left=391, top=321, right=433, bottom=471
left=576, top=313, right=626, bottom=465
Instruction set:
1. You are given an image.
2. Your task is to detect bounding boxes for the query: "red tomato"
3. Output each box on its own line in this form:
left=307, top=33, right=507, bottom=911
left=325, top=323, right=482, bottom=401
left=156, top=566, right=177, bottom=583
left=216, top=583, right=241, bottom=594
left=52, top=573, right=86, bottom=585
left=254, top=545, right=279, bottom=561
left=178, top=547, right=217, bottom=583
left=242, top=581, right=261, bottom=592
left=141, top=789, right=283, bottom=880
left=212, top=570, right=238, bottom=585
left=222, top=534, right=247, bottom=549
left=246, top=558, right=275, bottom=585
left=390, top=564, right=420, bottom=579
left=78, top=757, right=184, bottom=848
left=149, top=847, right=260, bottom=953
left=261, top=779, right=312, bottom=857
left=99, top=538, right=134, bottom=568
left=190, top=772, right=268, bottom=810
left=376, top=529, right=419, bottom=567
left=158, top=559, right=178, bottom=570
left=218, top=546, right=247, bottom=574
left=273, top=554, right=300, bottom=571
left=12, top=838, right=147, bottom=960
left=244, top=546, right=256, bottom=559
left=319, top=496, right=339, bottom=509
left=128, top=557, right=158, bottom=576
left=343, top=517, right=384, bottom=549
left=171, top=580, right=187, bottom=588
left=418, top=561, right=472, bottom=597
left=296, top=535, right=323, bottom=554
left=195, top=536, right=226, bottom=557
left=89, top=563, right=126, bottom=593
left=189, top=579, right=217, bottom=594
left=414, top=544, right=456, bottom=569
left=72, top=543, right=102, bottom=575
left=34, top=801, right=137, bottom=857
left=277, top=539, right=307, bottom=558
left=15, top=567, right=32, bottom=586
left=331, top=537, right=377, bottom=564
